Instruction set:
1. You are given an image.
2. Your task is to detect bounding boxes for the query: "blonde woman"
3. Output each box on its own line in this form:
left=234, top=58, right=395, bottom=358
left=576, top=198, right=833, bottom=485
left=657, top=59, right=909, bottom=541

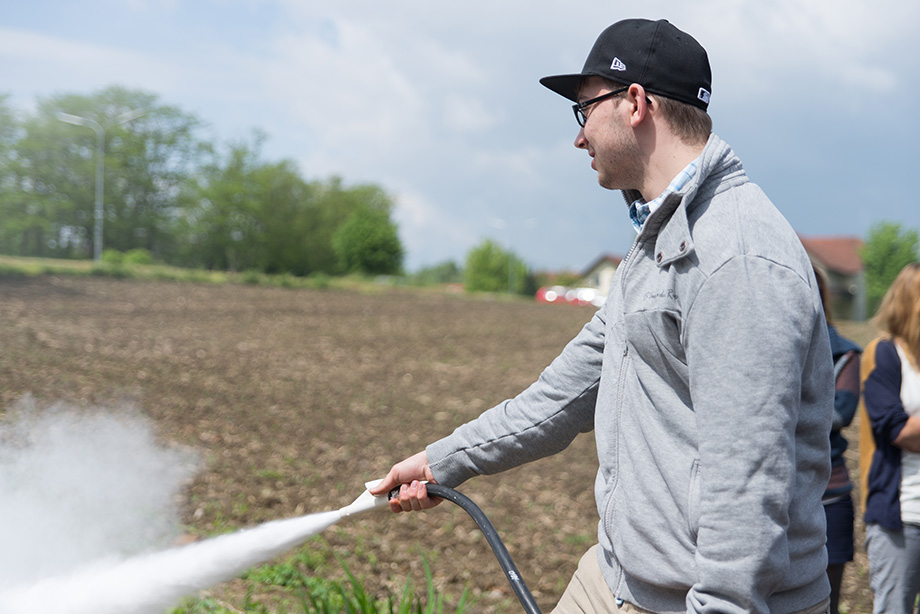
left=862, top=262, right=920, bottom=614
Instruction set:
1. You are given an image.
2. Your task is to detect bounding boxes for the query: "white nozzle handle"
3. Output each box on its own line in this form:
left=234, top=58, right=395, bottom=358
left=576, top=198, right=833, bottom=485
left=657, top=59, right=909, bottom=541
left=338, top=479, right=391, bottom=519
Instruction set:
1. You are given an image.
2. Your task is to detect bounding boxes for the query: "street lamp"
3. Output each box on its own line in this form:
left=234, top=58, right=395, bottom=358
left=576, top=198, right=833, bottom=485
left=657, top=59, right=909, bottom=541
left=57, top=109, right=145, bottom=262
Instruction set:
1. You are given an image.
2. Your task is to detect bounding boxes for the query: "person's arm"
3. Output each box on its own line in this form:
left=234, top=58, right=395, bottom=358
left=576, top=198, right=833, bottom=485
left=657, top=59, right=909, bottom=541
left=832, top=351, right=860, bottom=431
left=863, top=340, right=912, bottom=449
left=683, top=256, right=827, bottom=614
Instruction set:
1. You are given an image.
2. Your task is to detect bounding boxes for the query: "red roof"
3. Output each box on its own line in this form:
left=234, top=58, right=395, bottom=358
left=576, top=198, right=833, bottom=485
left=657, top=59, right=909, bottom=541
left=799, top=236, right=864, bottom=276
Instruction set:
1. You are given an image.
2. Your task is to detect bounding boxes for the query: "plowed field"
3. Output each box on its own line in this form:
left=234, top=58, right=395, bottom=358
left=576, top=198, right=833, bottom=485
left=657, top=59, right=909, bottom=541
left=0, top=276, right=875, bottom=613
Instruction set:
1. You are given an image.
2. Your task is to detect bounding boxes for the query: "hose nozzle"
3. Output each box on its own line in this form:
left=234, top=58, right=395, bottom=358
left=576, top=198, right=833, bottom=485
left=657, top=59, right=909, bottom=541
left=338, top=479, right=390, bottom=518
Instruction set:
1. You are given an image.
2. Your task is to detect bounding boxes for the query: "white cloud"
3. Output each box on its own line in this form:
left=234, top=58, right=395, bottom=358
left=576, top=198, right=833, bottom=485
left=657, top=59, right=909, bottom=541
left=262, top=19, right=423, bottom=156
left=686, top=0, right=916, bottom=101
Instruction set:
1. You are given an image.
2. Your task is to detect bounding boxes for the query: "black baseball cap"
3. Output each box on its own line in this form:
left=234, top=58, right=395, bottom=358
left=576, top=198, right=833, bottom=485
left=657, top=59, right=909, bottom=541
left=540, top=19, right=712, bottom=111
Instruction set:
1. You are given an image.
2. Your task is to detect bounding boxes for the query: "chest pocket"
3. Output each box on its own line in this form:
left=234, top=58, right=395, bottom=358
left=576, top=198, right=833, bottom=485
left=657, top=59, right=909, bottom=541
left=623, top=307, right=688, bottom=389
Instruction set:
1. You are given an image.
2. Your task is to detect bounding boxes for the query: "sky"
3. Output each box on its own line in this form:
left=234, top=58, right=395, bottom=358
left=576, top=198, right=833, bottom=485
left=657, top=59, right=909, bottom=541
left=1, top=0, right=917, bottom=273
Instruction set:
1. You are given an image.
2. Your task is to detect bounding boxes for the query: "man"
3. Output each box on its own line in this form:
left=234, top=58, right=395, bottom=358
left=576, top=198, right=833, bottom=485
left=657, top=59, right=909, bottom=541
left=372, top=18, right=833, bottom=614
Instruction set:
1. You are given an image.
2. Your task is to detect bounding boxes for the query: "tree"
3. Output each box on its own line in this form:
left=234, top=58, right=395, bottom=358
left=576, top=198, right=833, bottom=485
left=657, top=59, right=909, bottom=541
left=0, top=87, right=405, bottom=276
left=0, top=86, right=209, bottom=260
left=464, top=239, right=531, bottom=294
left=0, top=95, right=19, bottom=168
left=0, top=97, right=84, bottom=257
left=180, top=136, right=323, bottom=274
left=862, top=221, right=920, bottom=315
left=183, top=138, right=402, bottom=276
left=304, top=178, right=387, bottom=275
left=332, top=201, right=404, bottom=276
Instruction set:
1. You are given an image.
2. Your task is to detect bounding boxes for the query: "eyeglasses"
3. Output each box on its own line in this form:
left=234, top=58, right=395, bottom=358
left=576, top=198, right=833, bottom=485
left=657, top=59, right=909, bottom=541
left=572, top=87, right=652, bottom=127
left=572, top=87, right=628, bottom=127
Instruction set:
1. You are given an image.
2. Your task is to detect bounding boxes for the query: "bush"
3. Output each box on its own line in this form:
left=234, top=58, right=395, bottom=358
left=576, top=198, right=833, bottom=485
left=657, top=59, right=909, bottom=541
left=410, top=261, right=462, bottom=286
left=306, top=272, right=331, bottom=290
left=463, top=239, right=530, bottom=295
left=240, top=270, right=263, bottom=285
left=123, top=248, right=155, bottom=265
left=101, top=248, right=124, bottom=265
left=101, top=248, right=154, bottom=267
left=333, top=206, right=404, bottom=276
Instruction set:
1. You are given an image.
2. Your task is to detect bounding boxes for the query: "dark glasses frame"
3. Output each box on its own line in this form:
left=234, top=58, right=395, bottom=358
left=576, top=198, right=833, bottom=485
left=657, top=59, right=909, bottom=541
left=572, top=87, right=652, bottom=127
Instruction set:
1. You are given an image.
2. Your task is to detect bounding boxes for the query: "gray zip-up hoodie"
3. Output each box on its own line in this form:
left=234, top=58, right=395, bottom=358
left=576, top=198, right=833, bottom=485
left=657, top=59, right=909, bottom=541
left=427, top=134, right=833, bottom=614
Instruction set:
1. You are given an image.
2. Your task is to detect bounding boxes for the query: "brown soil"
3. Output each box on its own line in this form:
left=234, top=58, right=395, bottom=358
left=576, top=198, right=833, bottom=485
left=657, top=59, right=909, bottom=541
left=0, top=276, right=875, bottom=613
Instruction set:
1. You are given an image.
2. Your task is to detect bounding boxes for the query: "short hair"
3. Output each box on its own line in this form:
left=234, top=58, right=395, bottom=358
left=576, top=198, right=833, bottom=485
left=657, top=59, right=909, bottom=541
left=604, top=78, right=712, bottom=146
left=653, top=94, right=712, bottom=146
left=874, top=262, right=920, bottom=369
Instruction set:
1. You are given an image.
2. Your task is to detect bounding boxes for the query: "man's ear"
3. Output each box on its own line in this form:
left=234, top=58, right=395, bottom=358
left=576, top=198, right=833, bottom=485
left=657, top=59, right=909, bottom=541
left=626, top=83, right=651, bottom=128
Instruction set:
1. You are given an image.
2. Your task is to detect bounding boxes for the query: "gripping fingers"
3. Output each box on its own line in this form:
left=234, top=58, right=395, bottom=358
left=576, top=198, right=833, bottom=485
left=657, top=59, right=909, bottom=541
left=389, top=480, right=431, bottom=513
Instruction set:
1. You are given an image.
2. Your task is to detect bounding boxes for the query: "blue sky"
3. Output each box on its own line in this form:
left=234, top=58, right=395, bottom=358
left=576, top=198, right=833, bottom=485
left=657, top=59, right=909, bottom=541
left=1, top=0, right=918, bottom=272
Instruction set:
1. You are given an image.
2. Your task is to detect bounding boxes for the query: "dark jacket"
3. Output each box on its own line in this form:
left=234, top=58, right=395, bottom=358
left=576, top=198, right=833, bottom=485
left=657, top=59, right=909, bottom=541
left=864, top=338, right=908, bottom=530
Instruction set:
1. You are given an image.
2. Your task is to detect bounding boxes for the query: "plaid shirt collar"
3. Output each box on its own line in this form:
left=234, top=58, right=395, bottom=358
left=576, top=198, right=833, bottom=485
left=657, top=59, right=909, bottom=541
left=628, top=159, right=699, bottom=233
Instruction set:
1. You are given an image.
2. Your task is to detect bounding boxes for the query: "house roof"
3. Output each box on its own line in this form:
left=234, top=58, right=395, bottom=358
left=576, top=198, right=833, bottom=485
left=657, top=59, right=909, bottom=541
left=799, top=236, right=864, bottom=276
left=580, top=253, right=623, bottom=277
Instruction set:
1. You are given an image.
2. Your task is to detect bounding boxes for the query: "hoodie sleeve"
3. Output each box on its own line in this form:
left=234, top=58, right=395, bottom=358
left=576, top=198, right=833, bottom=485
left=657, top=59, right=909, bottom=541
left=683, top=255, right=832, bottom=614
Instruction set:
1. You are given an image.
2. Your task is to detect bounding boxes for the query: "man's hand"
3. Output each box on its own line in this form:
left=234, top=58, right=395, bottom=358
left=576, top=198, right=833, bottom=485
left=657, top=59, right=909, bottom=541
left=369, top=450, right=441, bottom=512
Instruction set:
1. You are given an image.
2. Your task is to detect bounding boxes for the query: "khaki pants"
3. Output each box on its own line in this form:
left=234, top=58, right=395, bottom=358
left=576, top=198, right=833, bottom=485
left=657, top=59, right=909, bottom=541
left=551, top=545, right=831, bottom=614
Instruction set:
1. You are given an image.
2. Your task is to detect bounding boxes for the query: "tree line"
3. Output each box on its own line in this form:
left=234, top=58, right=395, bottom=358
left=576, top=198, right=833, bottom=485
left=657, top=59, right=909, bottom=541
left=0, top=86, right=403, bottom=277
left=1, top=86, right=915, bottom=301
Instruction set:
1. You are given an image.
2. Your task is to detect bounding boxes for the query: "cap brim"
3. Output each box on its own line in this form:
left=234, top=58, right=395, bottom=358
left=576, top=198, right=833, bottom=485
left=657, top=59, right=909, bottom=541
left=539, top=74, right=584, bottom=102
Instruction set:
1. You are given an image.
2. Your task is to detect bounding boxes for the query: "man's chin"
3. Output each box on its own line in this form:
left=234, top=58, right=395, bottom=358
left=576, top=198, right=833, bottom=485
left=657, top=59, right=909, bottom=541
left=597, top=176, right=617, bottom=191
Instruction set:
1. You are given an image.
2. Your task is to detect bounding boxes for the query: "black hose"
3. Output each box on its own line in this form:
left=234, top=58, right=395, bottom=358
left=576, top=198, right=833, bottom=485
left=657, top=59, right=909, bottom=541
left=391, top=484, right=542, bottom=614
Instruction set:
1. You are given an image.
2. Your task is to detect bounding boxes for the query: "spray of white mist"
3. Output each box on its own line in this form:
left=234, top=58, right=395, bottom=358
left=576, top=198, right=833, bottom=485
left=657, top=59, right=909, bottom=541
left=0, top=510, right=342, bottom=614
left=0, top=398, right=381, bottom=614
left=0, top=397, right=199, bottom=588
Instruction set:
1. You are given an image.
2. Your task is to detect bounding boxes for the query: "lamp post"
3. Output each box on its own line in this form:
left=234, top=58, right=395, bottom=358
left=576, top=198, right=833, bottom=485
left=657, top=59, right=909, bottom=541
left=57, top=109, right=145, bottom=262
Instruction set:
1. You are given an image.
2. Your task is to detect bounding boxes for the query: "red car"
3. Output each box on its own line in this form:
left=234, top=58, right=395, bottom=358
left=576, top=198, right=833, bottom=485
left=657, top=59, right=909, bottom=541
left=535, top=285, right=603, bottom=307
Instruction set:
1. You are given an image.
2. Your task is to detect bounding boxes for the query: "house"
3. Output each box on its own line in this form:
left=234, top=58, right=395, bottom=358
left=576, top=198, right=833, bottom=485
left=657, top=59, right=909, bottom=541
left=577, top=236, right=867, bottom=321
left=579, top=253, right=622, bottom=298
left=799, top=235, right=866, bottom=321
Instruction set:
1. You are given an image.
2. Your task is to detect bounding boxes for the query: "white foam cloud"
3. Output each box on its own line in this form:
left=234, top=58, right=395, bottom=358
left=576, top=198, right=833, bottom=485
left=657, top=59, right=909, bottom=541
left=0, top=398, right=198, bottom=588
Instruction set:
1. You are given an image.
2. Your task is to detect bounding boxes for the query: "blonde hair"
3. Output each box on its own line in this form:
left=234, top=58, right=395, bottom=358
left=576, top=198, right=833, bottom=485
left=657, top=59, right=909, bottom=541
left=873, top=262, right=920, bottom=368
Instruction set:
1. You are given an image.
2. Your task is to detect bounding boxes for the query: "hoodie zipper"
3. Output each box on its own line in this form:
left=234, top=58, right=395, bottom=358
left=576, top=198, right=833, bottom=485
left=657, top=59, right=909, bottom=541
left=603, top=235, right=641, bottom=595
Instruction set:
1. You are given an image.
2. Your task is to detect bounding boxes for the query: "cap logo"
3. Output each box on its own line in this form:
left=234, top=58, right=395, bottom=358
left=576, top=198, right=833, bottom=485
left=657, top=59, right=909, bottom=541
left=610, top=57, right=627, bottom=71
left=697, top=88, right=711, bottom=104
